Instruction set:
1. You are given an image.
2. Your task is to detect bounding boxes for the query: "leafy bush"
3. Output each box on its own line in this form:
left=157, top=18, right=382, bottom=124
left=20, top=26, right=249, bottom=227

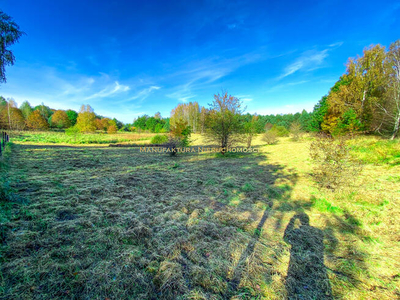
left=262, top=130, right=278, bottom=145
left=310, top=134, right=363, bottom=190
left=271, top=125, right=290, bottom=137
left=170, top=119, right=191, bottom=147
left=334, top=109, right=363, bottom=135
left=150, top=134, right=168, bottom=144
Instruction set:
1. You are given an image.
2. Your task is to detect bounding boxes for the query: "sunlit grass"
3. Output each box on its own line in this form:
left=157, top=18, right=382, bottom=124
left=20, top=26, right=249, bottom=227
left=0, top=134, right=399, bottom=299
left=8, top=130, right=155, bottom=145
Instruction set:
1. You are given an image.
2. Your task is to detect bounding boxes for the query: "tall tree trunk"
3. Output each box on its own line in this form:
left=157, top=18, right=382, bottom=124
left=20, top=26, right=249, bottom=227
left=390, top=113, right=400, bottom=140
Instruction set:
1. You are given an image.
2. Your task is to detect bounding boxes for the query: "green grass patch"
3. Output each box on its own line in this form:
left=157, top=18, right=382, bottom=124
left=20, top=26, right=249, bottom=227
left=348, top=138, right=400, bottom=165
left=311, top=197, right=342, bottom=214
left=9, top=131, right=153, bottom=145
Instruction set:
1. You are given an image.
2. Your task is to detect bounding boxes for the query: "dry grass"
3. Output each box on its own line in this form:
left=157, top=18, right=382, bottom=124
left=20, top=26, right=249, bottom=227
left=0, top=134, right=399, bottom=299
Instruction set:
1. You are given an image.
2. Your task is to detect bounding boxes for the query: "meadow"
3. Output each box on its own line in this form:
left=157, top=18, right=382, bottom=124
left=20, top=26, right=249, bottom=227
left=0, top=131, right=399, bottom=299
left=9, top=131, right=156, bottom=145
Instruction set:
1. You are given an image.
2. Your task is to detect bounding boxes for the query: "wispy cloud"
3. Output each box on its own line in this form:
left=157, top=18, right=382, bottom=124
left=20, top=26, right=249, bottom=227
left=278, top=42, right=343, bottom=80
left=166, top=83, right=196, bottom=103
left=329, top=41, right=344, bottom=48
left=126, top=85, right=161, bottom=101
left=278, top=49, right=328, bottom=79
left=237, top=94, right=253, bottom=102
left=85, top=81, right=130, bottom=100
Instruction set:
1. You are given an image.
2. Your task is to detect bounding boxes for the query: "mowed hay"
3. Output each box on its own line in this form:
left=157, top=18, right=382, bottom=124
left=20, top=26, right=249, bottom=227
left=0, top=138, right=399, bottom=299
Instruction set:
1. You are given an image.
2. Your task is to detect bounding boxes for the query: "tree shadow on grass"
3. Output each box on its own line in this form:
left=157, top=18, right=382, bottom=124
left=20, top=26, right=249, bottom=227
left=6, top=144, right=377, bottom=299
left=224, top=199, right=273, bottom=299
left=284, top=212, right=333, bottom=300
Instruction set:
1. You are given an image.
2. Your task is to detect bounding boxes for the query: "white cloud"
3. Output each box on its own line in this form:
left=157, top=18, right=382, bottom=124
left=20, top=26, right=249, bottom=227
left=236, top=94, right=253, bottom=102
left=166, top=83, right=196, bottom=103
left=126, top=86, right=161, bottom=102
left=85, top=81, right=130, bottom=100
left=279, top=49, right=329, bottom=79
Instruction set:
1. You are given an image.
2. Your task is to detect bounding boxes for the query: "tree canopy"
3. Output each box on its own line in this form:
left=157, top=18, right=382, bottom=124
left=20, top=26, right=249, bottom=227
left=0, top=10, right=25, bottom=83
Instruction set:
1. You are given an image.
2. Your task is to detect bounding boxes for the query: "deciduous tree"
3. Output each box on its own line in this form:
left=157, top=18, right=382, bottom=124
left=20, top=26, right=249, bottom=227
left=205, top=92, right=245, bottom=153
left=76, top=104, right=96, bottom=133
left=66, top=109, right=78, bottom=126
left=19, top=101, right=33, bottom=119
left=51, top=110, right=71, bottom=129
left=26, top=110, right=49, bottom=130
left=243, top=115, right=258, bottom=147
left=0, top=11, right=25, bottom=83
left=375, top=40, right=400, bottom=139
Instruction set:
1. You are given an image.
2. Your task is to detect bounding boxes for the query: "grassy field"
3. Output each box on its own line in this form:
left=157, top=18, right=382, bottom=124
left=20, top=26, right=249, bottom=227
left=0, top=133, right=399, bottom=299
left=8, top=131, right=156, bottom=145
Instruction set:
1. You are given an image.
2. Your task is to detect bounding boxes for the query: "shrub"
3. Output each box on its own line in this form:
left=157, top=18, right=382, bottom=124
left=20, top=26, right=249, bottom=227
left=272, top=125, right=290, bottom=137
left=310, top=134, right=363, bottom=190
left=262, top=130, right=278, bottom=145
left=164, top=137, right=180, bottom=156
left=290, top=121, right=303, bottom=141
left=150, top=134, right=168, bottom=144
left=107, top=125, right=117, bottom=134
left=170, top=118, right=191, bottom=147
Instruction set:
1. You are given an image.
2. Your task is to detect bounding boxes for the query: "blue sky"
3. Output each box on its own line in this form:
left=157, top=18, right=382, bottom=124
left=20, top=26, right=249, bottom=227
left=0, top=0, right=399, bottom=123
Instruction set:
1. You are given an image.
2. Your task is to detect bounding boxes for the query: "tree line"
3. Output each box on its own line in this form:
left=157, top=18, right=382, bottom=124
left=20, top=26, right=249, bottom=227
left=0, top=100, right=128, bottom=133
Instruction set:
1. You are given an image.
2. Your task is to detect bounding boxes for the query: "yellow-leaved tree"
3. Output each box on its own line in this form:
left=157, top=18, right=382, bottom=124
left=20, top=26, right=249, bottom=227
left=76, top=105, right=96, bottom=133
left=26, top=110, right=49, bottom=130
left=51, top=110, right=71, bottom=129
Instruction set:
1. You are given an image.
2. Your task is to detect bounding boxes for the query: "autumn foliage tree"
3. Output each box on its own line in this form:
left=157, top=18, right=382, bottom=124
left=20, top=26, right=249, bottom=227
left=169, top=118, right=191, bottom=147
left=107, top=119, right=118, bottom=134
left=170, top=102, right=201, bottom=133
left=51, top=110, right=71, bottom=129
left=26, top=110, right=49, bottom=130
left=0, top=99, right=24, bottom=130
left=76, top=105, right=96, bottom=133
left=320, top=41, right=400, bottom=138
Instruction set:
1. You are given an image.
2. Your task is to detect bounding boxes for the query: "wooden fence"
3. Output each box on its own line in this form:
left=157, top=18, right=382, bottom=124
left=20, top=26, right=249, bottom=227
left=0, top=131, right=10, bottom=156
